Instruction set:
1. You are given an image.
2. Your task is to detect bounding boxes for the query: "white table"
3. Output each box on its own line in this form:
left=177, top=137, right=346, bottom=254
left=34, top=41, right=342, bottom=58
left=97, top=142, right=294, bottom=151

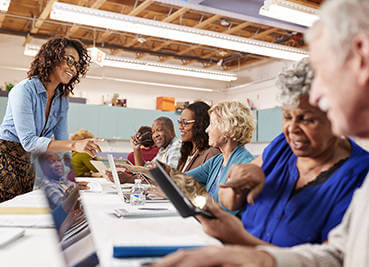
left=0, top=178, right=220, bottom=267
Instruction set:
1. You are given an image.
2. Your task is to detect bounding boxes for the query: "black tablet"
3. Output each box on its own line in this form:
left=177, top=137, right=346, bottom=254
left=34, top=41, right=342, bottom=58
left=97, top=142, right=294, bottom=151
left=149, top=160, right=215, bottom=219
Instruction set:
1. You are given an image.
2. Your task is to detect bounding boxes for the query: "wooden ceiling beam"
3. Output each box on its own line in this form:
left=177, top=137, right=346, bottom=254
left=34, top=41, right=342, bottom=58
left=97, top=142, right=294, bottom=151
left=194, top=14, right=221, bottom=29
left=162, top=7, right=188, bottom=23
left=0, top=14, right=5, bottom=28
left=66, top=0, right=106, bottom=37
left=22, top=0, right=57, bottom=45
left=128, top=0, right=154, bottom=16
left=100, top=0, right=154, bottom=44
left=226, top=21, right=252, bottom=34
left=251, top=28, right=278, bottom=40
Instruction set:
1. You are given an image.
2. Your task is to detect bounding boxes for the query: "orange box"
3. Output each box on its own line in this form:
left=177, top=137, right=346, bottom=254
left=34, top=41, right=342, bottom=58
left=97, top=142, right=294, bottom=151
left=156, top=96, right=175, bottom=111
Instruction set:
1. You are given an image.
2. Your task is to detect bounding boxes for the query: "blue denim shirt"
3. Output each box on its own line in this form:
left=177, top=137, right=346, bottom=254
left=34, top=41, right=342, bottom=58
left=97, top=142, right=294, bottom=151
left=0, top=77, right=69, bottom=153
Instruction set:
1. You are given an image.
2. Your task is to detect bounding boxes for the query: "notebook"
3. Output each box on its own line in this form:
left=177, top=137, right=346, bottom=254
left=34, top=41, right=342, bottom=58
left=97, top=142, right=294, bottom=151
left=35, top=152, right=100, bottom=267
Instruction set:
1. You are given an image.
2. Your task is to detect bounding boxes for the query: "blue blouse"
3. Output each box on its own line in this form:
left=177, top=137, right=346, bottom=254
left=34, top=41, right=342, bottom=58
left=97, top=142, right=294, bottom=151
left=187, top=146, right=254, bottom=214
left=242, top=133, right=369, bottom=247
left=0, top=77, right=69, bottom=153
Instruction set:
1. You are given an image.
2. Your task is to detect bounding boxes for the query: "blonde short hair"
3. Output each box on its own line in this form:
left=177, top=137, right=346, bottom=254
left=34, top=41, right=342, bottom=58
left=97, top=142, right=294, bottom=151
left=209, top=101, right=256, bottom=146
left=70, top=129, right=94, bottom=141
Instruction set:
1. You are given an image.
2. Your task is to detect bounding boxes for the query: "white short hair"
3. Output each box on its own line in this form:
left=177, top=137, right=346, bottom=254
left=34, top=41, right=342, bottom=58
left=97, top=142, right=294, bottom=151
left=306, top=0, right=369, bottom=63
left=209, top=101, right=256, bottom=146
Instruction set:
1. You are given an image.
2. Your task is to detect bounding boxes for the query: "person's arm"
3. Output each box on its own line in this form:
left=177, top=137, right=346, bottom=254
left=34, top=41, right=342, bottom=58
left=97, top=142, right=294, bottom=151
left=153, top=246, right=275, bottom=267
left=129, top=136, right=145, bottom=166
left=218, top=157, right=265, bottom=210
left=197, top=199, right=274, bottom=247
left=80, top=154, right=98, bottom=173
left=10, top=84, right=51, bottom=153
left=47, top=138, right=102, bottom=157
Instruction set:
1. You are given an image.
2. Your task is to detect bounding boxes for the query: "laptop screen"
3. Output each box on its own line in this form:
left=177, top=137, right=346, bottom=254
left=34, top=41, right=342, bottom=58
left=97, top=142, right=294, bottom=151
left=34, top=152, right=99, bottom=267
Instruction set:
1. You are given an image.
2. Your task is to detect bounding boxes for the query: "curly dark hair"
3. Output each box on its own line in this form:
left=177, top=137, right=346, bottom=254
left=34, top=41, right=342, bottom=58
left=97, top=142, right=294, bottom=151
left=137, top=126, right=154, bottom=148
left=178, top=101, right=211, bottom=169
left=27, top=37, right=90, bottom=96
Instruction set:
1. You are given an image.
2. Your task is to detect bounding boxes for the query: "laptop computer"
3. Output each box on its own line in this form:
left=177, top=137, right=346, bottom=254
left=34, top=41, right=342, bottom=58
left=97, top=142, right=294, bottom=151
left=106, top=154, right=169, bottom=204
left=35, top=152, right=99, bottom=267
left=149, top=160, right=215, bottom=219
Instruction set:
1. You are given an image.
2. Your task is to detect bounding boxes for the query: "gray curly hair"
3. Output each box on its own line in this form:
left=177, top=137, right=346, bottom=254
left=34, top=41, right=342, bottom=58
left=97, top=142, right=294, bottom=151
left=276, top=58, right=314, bottom=107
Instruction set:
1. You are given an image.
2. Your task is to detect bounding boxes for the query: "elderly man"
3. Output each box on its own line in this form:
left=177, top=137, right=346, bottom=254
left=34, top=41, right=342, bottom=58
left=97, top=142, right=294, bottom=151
left=130, top=116, right=181, bottom=169
left=154, top=0, right=369, bottom=266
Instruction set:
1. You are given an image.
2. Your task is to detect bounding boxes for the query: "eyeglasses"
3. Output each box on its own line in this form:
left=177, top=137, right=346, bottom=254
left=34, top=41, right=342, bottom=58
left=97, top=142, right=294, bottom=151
left=63, top=55, right=81, bottom=71
left=177, top=119, right=195, bottom=126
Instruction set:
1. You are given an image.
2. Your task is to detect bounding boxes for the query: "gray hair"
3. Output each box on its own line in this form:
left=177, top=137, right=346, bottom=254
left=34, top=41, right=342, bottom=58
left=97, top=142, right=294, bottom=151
left=305, top=0, right=369, bottom=64
left=277, top=58, right=314, bottom=107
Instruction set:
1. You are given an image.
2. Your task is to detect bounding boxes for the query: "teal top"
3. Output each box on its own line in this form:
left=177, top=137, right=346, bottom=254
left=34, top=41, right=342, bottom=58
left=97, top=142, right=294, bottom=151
left=187, top=146, right=254, bottom=215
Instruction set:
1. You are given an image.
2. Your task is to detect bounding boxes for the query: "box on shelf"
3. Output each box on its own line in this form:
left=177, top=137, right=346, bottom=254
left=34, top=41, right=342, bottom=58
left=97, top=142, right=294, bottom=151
left=156, top=96, right=175, bottom=111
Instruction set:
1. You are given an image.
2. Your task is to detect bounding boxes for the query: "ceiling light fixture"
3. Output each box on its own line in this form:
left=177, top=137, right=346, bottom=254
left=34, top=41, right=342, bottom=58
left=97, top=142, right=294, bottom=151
left=0, top=0, right=10, bottom=12
left=259, top=0, right=319, bottom=27
left=25, top=45, right=237, bottom=81
left=50, top=2, right=308, bottom=61
left=103, top=55, right=237, bottom=81
left=220, top=18, right=230, bottom=26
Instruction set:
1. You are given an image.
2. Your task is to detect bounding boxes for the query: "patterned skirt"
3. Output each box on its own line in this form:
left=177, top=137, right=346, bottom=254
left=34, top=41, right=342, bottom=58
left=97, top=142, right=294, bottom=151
left=0, top=139, right=35, bottom=202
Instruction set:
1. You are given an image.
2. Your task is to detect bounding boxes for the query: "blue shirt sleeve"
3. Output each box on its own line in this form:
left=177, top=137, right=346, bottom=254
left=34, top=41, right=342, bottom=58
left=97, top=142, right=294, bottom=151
left=9, top=84, right=51, bottom=152
left=186, top=156, right=215, bottom=186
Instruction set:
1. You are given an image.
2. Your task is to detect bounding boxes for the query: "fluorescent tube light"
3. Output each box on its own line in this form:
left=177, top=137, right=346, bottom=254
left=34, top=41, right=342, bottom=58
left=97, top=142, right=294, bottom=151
left=103, top=55, right=237, bottom=81
left=50, top=2, right=308, bottom=61
left=259, top=0, right=319, bottom=27
left=86, top=75, right=215, bottom=92
left=0, top=0, right=10, bottom=12
left=26, top=45, right=236, bottom=81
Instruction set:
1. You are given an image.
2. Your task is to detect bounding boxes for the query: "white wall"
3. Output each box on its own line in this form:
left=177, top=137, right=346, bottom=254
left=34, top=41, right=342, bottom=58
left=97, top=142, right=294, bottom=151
left=224, top=60, right=293, bottom=109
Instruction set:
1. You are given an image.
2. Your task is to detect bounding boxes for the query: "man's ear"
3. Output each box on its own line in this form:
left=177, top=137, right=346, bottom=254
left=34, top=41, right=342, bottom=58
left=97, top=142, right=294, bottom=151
left=352, top=34, right=369, bottom=87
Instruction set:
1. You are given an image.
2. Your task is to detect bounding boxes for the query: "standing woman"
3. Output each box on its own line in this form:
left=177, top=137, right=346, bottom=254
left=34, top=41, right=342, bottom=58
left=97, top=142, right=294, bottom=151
left=177, top=101, right=220, bottom=172
left=0, top=37, right=101, bottom=202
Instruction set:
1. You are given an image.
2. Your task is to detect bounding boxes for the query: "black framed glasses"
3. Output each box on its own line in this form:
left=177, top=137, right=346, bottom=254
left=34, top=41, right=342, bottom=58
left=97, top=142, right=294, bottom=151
left=63, top=55, right=81, bottom=71
left=177, top=119, right=195, bottom=126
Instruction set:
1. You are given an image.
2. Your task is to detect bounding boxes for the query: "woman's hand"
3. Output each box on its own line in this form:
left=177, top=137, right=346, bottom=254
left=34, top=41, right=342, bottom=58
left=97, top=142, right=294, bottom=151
left=197, top=199, right=247, bottom=245
left=73, top=138, right=103, bottom=157
left=146, top=186, right=167, bottom=200
left=129, top=135, right=141, bottom=150
left=221, top=163, right=265, bottom=205
left=105, top=169, right=135, bottom=184
left=76, top=181, right=90, bottom=190
left=152, top=245, right=276, bottom=267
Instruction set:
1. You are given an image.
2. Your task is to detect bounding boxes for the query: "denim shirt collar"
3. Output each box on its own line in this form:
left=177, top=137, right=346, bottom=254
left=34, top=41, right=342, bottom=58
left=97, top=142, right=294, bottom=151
left=32, top=76, right=63, bottom=98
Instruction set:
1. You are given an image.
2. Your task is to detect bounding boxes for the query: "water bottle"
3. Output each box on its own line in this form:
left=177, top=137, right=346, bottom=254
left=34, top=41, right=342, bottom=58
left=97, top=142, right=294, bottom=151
left=130, top=179, right=146, bottom=206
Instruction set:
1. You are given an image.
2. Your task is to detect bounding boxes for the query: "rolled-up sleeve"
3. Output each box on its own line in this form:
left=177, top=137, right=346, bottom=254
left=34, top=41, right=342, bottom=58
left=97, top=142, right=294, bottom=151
left=9, top=85, right=51, bottom=153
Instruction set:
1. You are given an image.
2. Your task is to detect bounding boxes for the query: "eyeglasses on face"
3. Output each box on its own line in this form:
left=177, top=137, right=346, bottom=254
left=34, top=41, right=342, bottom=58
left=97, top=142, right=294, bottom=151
left=177, top=119, right=195, bottom=126
left=63, top=55, right=81, bottom=71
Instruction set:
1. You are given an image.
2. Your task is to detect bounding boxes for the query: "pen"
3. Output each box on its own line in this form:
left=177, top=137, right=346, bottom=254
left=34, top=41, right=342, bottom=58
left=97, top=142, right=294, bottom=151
left=138, top=207, right=168, bottom=211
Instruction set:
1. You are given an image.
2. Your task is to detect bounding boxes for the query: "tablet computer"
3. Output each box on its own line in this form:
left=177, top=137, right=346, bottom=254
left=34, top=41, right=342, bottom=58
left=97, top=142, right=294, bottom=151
left=149, top=160, right=215, bottom=219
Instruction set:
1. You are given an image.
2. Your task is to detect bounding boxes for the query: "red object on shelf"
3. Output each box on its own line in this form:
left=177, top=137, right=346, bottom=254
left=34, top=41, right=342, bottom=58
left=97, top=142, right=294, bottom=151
left=156, top=97, right=175, bottom=111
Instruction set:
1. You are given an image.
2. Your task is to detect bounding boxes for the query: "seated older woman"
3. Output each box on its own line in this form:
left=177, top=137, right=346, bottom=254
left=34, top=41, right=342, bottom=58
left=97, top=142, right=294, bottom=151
left=186, top=101, right=255, bottom=215
left=70, top=129, right=99, bottom=177
left=194, top=59, right=369, bottom=247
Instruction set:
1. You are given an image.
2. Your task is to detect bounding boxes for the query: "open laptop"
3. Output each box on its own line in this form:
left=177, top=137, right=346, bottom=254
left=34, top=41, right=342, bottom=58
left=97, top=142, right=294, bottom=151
left=106, top=154, right=169, bottom=204
left=35, top=152, right=99, bottom=267
left=149, top=160, right=215, bottom=219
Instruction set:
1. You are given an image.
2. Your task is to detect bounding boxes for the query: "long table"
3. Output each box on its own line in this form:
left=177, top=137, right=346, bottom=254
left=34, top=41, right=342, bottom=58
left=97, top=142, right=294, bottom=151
left=0, top=178, right=220, bottom=266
